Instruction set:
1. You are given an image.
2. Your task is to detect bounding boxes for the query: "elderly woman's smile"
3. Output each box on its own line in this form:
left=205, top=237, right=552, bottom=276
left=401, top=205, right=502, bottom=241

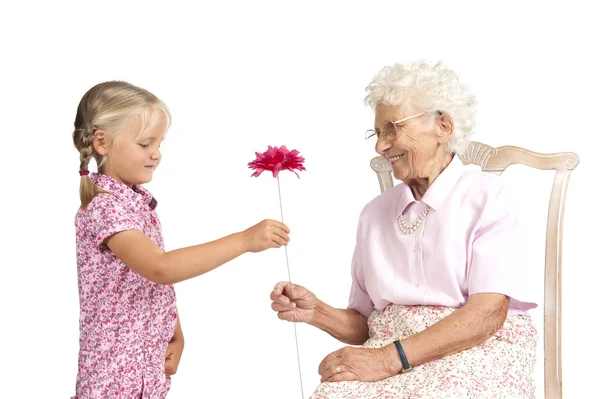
left=387, top=153, right=404, bottom=164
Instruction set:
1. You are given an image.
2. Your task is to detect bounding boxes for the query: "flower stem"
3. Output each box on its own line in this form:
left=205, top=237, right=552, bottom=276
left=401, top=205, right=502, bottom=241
left=277, top=174, right=305, bottom=399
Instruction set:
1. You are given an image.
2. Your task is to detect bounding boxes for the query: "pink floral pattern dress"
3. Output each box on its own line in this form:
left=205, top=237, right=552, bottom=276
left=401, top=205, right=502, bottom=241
left=311, top=304, right=538, bottom=399
left=71, top=173, right=177, bottom=399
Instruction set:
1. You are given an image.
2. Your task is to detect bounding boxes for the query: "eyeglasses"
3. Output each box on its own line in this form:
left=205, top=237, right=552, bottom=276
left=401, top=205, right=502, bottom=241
left=365, top=111, right=443, bottom=148
left=364, top=112, right=425, bottom=148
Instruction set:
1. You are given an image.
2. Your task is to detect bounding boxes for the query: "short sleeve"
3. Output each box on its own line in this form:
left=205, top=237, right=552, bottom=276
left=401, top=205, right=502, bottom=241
left=88, top=194, right=144, bottom=249
left=468, top=182, right=538, bottom=310
left=347, top=207, right=374, bottom=317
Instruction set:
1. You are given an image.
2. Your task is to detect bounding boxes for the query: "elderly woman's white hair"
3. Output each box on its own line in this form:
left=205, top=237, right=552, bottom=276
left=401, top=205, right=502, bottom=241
left=365, top=61, right=476, bottom=155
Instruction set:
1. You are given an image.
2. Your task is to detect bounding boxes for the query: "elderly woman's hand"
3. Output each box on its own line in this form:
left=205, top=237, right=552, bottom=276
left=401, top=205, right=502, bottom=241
left=318, top=345, right=398, bottom=383
left=270, top=282, right=319, bottom=323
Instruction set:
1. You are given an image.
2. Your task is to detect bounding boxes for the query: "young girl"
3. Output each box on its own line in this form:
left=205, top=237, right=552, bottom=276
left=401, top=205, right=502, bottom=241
left=71, top=81, right=290, bottom=398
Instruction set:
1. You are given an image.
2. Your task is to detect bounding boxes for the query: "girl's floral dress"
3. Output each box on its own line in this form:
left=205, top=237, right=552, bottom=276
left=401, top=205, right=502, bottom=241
left=71, top=173, right=177, bottom=399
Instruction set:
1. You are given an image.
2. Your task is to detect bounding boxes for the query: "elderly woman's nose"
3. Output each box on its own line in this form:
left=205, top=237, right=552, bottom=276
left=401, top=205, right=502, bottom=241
left=375, top=138, right=391, bottom=154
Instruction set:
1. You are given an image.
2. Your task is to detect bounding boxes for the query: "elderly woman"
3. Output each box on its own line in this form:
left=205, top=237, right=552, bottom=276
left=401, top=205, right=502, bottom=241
left=270, top=61, right=538, bottom=398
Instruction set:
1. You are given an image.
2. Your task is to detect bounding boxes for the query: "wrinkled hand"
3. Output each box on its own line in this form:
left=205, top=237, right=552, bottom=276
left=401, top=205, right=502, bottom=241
left=318, top=346, right=397, bottom=383
left=243, top=219, right=290, bottom=252
left=164, top=340, right=184, bottom=378
left=270, top=282, right=318, bottom=323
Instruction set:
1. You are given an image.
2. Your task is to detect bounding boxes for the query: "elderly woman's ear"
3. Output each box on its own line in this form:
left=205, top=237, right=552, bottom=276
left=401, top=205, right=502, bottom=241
left=436, top=113, right=454, bottom=145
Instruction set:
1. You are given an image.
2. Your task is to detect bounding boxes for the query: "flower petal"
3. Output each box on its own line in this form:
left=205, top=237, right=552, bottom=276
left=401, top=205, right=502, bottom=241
left=248, top=145, right=305, bottom=178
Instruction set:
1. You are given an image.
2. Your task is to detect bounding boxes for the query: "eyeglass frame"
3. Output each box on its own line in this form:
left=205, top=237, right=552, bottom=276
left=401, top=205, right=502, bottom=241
left=365, top=110, right=443, bottom=142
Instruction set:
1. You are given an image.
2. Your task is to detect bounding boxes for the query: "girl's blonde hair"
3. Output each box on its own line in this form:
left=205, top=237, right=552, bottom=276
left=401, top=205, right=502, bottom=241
left=73, top=81, right=171, bottom=209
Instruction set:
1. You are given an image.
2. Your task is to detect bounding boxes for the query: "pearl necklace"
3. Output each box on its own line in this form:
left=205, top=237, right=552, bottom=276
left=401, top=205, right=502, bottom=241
left=398, top=205, right=430, bottom=234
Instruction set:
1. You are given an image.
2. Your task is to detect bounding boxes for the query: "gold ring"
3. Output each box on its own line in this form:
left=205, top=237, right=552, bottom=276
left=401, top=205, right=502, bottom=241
left=335, top=366, right=341, bottom=374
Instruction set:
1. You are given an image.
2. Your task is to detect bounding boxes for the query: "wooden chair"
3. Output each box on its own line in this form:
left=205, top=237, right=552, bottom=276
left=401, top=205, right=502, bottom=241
left=370, top=141, right=580, bottom=399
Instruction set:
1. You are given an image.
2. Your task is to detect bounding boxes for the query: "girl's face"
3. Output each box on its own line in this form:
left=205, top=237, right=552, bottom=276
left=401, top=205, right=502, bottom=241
left=94, top=112, right=166, bottom=187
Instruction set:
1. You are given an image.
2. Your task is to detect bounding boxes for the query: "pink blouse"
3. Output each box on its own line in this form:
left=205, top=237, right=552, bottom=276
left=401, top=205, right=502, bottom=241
left=348, top=155, right=538, bottom=318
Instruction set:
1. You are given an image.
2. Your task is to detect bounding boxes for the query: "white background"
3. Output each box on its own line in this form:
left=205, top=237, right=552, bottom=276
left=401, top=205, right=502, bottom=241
left=1, top=1, right=597, bottom=398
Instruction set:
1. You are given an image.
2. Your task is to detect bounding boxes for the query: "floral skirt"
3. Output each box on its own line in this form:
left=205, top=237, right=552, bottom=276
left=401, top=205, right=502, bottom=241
left=310, top=304, right=538, bottom=399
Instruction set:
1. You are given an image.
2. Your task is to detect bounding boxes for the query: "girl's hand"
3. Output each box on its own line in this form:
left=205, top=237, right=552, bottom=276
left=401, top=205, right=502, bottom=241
left=270, top=282, right=319, bottom=323
left=164, top=339, right=184, bottom=378
left=242, top=219, right=290, bottom=252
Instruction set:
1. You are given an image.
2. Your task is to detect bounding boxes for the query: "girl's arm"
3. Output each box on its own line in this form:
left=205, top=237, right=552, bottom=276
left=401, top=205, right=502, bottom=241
left=105, top=219, right=289, bottom=285
left=172, top=311, right=184, bottom=344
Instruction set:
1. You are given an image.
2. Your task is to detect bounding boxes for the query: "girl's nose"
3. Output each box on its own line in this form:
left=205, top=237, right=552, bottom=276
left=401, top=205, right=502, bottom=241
left=150, top=149, right=161, bottom=160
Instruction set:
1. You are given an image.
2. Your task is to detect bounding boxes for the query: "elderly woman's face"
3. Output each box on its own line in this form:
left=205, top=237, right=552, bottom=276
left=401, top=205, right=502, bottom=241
left=374, top=104, right=449, bottom=182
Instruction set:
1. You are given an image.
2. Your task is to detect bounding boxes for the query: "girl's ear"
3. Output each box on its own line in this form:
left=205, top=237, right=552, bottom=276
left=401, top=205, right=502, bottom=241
left=93, top=130, right=111, bottom=156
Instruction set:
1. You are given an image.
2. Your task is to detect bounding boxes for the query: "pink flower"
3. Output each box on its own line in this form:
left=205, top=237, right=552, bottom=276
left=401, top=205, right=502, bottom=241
left=248, top=145, right=306, bottom=178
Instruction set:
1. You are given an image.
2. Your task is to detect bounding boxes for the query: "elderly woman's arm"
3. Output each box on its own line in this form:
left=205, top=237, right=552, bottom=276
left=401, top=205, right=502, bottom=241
left=312, top=301, right=370, bottom=345
left=386, top=293, right=508, bottom=372
left=320, top=292, right=509, bottom=382
left=271, top=282, right=369, bottom=345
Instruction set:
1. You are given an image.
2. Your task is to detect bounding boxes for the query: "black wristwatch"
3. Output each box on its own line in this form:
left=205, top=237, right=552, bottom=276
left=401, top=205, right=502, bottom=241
left=393, top=340, right=413, bottom=373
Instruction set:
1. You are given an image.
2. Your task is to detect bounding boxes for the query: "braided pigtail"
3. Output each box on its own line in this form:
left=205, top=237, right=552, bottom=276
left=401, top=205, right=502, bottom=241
left=73, top=125, right=106, bottom=208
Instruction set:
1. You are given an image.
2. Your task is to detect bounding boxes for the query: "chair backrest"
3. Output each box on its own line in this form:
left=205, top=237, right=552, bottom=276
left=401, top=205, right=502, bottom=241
left=370, top=141, right=580, bottom=399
